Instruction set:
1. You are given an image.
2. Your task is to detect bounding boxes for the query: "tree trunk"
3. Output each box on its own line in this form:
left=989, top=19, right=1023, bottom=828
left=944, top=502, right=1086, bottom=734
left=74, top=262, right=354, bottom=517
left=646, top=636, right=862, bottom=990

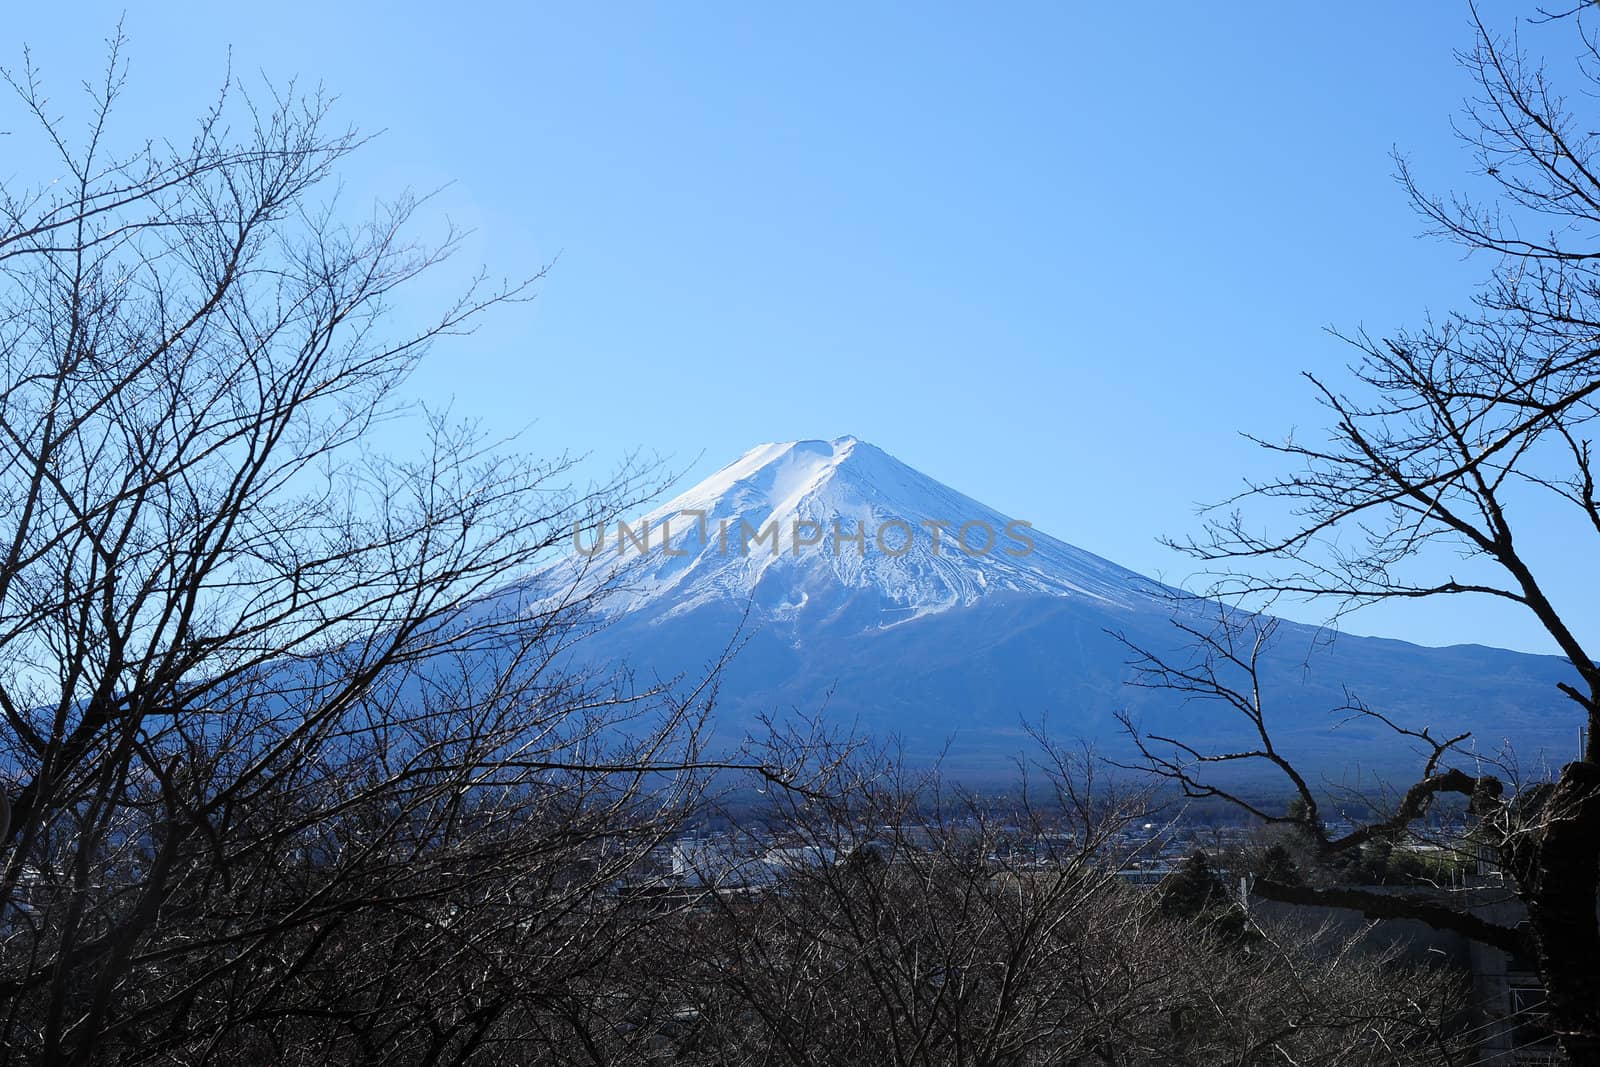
left=1522, top=762, right=1600, bottom=1066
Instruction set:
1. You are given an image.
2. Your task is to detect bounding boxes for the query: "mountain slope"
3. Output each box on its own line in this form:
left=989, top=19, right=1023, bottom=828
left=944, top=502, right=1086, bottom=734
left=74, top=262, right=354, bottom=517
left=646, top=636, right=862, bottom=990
left=530, top=436, right=1579, bottom=782
left=553, top=435, right=1159, bottom=627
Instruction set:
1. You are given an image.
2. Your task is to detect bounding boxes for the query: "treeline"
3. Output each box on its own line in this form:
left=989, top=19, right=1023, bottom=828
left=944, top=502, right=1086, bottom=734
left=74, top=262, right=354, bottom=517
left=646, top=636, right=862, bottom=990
left=1, top=736, right=1466, bottom=1065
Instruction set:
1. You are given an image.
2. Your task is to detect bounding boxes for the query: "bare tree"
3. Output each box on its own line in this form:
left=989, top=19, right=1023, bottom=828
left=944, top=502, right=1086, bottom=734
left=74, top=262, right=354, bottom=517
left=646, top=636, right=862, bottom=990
left=0, top=32, right=755, bottom=1065
left=1117, top=6, right=1600, bottom=1063
left=633, top=739, right=1463, bottom=1067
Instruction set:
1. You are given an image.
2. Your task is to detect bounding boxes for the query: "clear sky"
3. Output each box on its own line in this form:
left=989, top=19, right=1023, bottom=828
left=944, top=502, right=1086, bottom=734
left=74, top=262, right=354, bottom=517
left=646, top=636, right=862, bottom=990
left=5, top=2, right=1592, bottom=656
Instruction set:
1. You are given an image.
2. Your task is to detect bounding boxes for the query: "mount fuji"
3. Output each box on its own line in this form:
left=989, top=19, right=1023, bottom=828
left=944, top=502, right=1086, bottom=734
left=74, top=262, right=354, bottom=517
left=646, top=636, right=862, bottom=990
left=533, top=437, right=1577, bottom=784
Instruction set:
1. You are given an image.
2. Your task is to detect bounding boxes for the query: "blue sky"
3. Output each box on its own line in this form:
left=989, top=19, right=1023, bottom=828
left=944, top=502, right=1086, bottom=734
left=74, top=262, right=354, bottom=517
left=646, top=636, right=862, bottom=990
left=6, top=2, right=1591, bottom=655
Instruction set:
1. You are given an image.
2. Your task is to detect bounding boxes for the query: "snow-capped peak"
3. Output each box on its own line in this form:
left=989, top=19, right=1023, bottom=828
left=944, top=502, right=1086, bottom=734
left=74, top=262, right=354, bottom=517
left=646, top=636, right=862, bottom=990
left=550, top=436, right=1160, bottom=629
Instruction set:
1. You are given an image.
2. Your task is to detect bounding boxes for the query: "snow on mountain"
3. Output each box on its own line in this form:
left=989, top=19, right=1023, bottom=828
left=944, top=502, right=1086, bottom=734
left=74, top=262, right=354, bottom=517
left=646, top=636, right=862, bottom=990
left=548, top=436, right=1162, bottom=629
